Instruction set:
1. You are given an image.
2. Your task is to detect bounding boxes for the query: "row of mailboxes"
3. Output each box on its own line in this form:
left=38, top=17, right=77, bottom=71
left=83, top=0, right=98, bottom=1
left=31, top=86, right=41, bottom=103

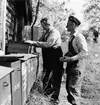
left=0, top=53, right=39, bottom=105
left=20, top=54, right=39, bottom=105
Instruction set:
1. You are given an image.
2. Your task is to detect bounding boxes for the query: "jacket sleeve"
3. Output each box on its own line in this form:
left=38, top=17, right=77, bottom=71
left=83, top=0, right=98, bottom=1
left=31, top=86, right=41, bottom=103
left=33, top=30, right=60, bottom=48
left=72, top=34, right=88, bottom=61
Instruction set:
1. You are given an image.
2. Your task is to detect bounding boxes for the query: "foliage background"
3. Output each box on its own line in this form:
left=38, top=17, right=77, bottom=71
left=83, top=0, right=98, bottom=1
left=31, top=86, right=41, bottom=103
left=31, top=0, right=100, bottom=40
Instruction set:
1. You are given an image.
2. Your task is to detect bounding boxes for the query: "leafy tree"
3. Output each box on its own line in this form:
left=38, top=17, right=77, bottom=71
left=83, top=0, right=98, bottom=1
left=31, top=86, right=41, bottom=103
left=31, top=0, right=70, bottom=34
left=83, top=0, right=100, bottom=30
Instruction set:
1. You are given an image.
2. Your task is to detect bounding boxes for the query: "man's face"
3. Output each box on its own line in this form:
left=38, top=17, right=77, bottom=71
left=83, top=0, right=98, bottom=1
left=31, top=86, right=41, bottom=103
left=41, top=22, right=49, bottom=31
left=66, top=20, right=74, bottom=32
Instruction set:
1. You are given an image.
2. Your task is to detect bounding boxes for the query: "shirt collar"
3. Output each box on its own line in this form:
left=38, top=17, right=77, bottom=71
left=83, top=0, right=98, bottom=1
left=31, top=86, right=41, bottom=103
left=73, top=30, right=78, bottom=36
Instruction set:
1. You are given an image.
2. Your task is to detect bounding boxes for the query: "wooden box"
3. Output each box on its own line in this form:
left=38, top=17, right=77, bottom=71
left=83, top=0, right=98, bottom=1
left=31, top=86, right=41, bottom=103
left=7, top=42, right=31, bottom=54
left=0, top=56, right=22, bottom=105
left=0, top=66, right=14, bottom=105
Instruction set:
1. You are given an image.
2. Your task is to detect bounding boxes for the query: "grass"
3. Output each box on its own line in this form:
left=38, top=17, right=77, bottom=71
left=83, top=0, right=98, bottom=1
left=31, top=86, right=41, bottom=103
left=81, top=42, right=100, bottom=105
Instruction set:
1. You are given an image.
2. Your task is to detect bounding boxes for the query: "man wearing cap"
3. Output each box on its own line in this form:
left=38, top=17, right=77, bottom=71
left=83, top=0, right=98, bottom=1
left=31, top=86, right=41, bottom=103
left=60, top=16, right=88, bottom=105
left=25, top=17, right=63, bottom=104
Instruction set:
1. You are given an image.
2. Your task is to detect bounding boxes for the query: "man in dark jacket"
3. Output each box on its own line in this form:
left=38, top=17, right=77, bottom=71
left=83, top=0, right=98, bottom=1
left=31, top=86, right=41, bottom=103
left=25, top=17, right=63, bottom=103
left=60, top=16, right=88, bottom=105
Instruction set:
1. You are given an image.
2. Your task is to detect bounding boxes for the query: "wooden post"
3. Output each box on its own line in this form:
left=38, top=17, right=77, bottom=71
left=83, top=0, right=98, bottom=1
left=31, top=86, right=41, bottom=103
left=0, top=0, right=6, bottom=55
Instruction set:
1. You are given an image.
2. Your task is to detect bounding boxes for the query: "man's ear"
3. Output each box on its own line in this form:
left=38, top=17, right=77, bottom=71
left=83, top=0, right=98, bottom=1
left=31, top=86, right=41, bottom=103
left=73, top=23, right=77, bottom=28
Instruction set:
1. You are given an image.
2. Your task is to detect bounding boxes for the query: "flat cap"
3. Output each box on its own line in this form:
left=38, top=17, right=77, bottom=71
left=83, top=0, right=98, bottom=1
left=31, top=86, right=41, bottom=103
left=69, top=15, right=81, bottom=26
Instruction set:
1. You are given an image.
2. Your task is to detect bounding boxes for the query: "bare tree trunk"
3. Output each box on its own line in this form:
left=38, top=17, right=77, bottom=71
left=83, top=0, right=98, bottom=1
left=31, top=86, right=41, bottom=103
left=31, top=0, right=40, bottom=27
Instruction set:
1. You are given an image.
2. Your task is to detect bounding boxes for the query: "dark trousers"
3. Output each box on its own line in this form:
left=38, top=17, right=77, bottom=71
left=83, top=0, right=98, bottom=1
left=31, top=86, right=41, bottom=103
left=42, top=48, right=52, bottom=89
left=43, top=47, right=63, bottom=100
left=51, top=62, right=63, bottom=100
left=66, top=68, right=83, bottom=105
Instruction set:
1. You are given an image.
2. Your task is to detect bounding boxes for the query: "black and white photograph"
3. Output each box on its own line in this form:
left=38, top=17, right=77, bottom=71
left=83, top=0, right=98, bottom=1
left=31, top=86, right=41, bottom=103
left=0, top=0, right=100, bottom=105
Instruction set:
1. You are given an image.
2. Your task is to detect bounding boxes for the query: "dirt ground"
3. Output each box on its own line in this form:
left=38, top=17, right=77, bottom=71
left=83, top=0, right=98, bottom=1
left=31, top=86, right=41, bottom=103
left=25, top=41, right=100, bottom=105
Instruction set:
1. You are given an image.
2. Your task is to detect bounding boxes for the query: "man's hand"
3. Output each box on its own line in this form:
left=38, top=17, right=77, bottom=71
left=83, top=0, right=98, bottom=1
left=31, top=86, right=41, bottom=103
left=60, top=56, right=73, bottom=62
left=25, top=40, right=36, bottom=45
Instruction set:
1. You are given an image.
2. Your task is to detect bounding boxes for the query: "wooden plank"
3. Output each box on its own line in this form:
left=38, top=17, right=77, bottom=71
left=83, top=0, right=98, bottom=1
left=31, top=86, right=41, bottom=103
left=1, top=0, right=6, bottom=55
